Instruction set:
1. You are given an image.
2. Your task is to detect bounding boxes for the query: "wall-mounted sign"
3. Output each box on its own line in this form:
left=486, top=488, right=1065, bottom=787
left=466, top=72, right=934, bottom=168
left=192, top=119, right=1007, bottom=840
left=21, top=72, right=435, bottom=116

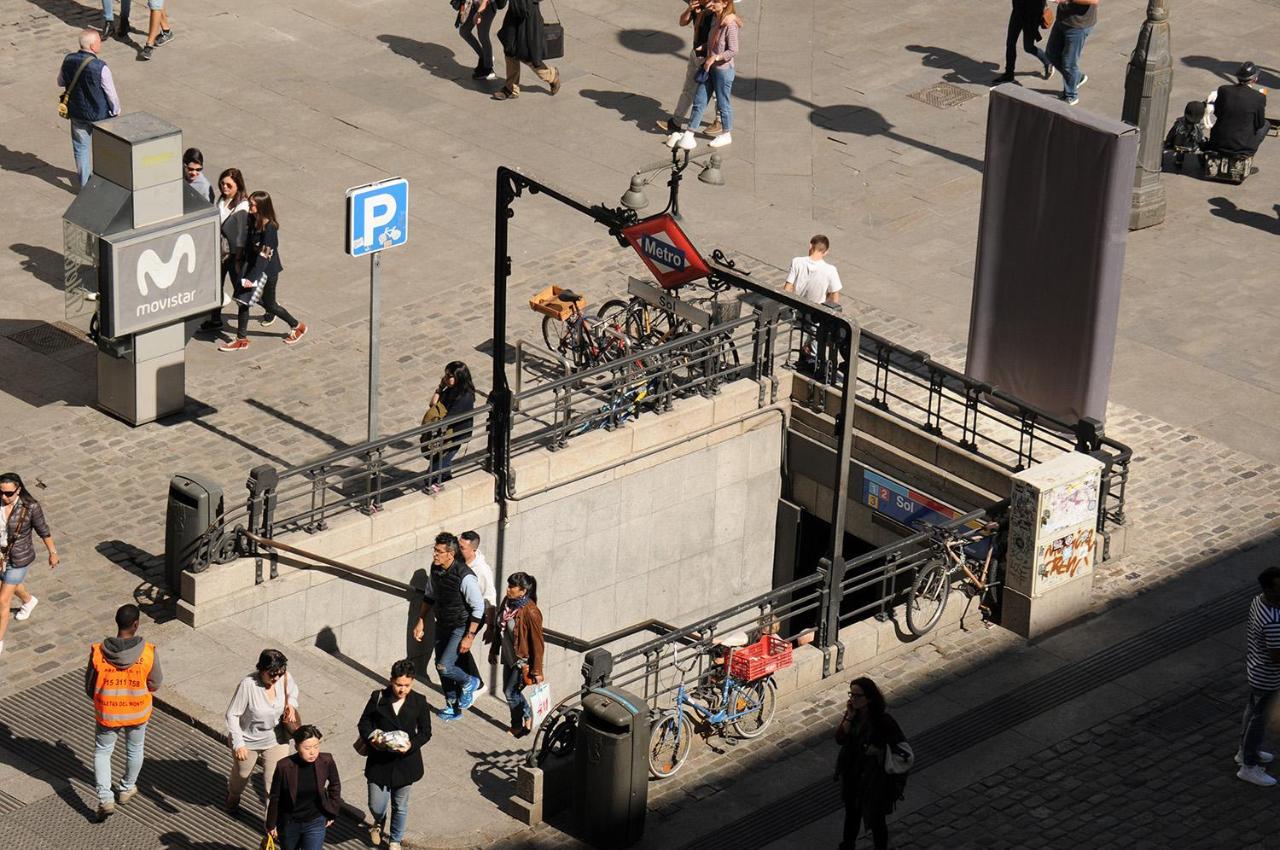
left=102, top=213, right=220, bottom=338
left=620, top=214, right=711, bottom=290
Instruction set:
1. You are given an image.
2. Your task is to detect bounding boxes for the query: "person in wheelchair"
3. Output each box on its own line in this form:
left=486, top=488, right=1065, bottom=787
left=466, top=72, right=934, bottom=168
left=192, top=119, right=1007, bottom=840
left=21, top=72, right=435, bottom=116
left=1163, top=100, right=1208, bottom=168
left=1206, top=62, right=1269, bottom=158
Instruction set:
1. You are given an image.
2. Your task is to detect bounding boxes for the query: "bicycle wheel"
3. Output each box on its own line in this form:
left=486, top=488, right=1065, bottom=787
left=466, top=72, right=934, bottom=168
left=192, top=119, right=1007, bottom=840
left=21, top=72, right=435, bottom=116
left=596, top=298, right=630, bottom=329
left=648, top=710, right=693, bottom=779
left=906, top=561, right=951, bottom=637
left=729, top=677, right=777, bottom=739
left=541, top=314, right=566, bottom=354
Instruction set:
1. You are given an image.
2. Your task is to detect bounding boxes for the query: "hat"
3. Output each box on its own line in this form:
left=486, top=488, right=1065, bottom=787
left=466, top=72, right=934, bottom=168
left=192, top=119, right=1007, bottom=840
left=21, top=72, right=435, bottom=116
left=1237, top=61, right=1259, bottom=83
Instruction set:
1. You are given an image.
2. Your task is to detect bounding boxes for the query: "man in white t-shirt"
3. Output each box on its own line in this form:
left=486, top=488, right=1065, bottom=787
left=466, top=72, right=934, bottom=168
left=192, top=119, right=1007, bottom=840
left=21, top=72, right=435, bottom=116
left=784, top=235, right=842, bottom=306
left=459, top=530, right=496, bottom=694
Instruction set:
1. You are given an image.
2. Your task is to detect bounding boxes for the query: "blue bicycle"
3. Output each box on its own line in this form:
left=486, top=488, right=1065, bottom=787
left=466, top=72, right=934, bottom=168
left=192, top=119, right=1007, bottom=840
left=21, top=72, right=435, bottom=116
left=648, top=643, right=779, bottom=779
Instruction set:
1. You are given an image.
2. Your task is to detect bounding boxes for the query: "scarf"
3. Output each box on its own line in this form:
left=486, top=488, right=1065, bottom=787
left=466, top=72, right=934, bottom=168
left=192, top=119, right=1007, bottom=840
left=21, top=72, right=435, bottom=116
left=501, top=594, right=531, bottom=628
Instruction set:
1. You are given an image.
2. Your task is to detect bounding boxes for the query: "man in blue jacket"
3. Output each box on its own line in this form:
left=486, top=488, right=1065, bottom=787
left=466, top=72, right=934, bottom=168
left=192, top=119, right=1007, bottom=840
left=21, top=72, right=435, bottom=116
left=57, top=30, right=121, bottom=189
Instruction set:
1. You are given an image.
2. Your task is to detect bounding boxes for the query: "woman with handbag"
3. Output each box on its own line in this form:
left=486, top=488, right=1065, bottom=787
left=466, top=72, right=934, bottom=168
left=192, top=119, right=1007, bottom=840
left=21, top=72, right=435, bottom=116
left=200, top=167, right=251, bottom=332
left=668, top=0, right=741, bottom=150
left=993, top=0, right=1054, bottom=84
left=488, top=572, right=544, bottom=737
left=356, top=660, right=432, bottom=850
left=424, top=361, right=476, bottom=495
left=493, top=0, right=561, bottom=100
left=266, top=725, right=341, bottom=850
left=0, top=472, right=58, bottom=657
left=225, top=649, right=301, bottom=814
left=219, top=191, right=308, bottom=353
left=834, top=677, right=908, bottom=850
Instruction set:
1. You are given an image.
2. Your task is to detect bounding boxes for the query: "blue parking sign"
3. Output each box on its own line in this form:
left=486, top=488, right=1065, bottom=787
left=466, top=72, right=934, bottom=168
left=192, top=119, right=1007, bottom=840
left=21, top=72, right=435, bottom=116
left=346, top=178, right=409, bottom=256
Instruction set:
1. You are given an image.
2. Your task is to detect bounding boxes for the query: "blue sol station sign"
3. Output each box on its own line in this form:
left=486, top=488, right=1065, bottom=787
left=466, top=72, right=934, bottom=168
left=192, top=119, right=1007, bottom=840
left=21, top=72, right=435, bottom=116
left=620, top=214, right=712, bottom=290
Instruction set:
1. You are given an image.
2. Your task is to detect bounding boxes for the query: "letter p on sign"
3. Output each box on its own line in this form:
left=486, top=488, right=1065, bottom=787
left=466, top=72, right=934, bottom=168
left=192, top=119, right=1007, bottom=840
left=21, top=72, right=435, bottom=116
left=345, top=178, right=409, bottom=257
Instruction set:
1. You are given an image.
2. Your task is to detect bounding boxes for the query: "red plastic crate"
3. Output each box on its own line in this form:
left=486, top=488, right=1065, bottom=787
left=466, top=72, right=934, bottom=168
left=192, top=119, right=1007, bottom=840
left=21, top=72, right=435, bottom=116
left=728, top=635, right=793, bottom=682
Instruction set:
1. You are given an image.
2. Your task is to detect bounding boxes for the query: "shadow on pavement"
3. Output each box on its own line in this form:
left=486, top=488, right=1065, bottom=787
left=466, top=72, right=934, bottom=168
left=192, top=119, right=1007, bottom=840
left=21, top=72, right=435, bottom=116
left=377, top=34, right=490, bottom=90
left=1207, top=197, right=1280, bottom=236
left=1182, top=55, right=1280, bottom=91
left=906, top=43, right=1001, bottom=86
left=616, top=28, right=685, bottom=58
left=9, top=243, right=65, bottom=289
left=0, top=722, right=95, bottom=820
left=20, top=0, right=97, bottom=30
left=467, top=746, right=526, bottom=810
left=578, top=88, right=667, bottom=132
left=810, top=105, right=985, bottom=172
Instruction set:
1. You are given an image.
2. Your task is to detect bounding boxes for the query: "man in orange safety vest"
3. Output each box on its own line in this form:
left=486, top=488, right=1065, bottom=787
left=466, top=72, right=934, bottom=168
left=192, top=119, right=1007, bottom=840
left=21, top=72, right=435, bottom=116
left=85, top=603, right=162, bottom=822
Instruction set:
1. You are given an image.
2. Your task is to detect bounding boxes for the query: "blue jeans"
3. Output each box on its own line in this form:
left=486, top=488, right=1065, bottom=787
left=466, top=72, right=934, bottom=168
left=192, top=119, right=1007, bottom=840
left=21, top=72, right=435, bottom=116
left=279, top=814, right=326, bottom=850
left=688, top=65, right=735, bottom=133
left=503, top=664, right=529, bottom=729
left=71, top=120, right=93, bottom=189
left=101, top=0, right=131, bottom=21
left=1046, top=23, right=1091, bottom=100
left=433, top=625, right=471, bottom=705
left=368, top=781, right=412, bottom=842
left=94, top=723, right=147, bottom=804
left=1241, top=687, right=1277, bottom=767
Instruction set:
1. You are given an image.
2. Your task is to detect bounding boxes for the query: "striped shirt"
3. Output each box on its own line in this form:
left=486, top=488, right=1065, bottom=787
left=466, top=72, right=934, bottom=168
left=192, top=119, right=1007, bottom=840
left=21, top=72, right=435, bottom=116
left=1246, top=595, right=1280, bottom=689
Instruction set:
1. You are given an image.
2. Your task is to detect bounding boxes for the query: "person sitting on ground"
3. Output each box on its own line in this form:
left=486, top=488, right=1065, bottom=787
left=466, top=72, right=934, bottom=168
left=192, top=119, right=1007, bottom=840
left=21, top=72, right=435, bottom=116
left=1164, top=100, right=1208, bottom=167
left=1207, top=62, right=1269, bottom=157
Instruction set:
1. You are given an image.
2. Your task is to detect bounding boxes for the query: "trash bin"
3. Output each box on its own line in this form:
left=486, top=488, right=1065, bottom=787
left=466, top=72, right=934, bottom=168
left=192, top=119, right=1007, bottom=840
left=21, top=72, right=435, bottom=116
left=164, top=473, right=224, bottom=593
left=573, top=687, right=649, bottom=848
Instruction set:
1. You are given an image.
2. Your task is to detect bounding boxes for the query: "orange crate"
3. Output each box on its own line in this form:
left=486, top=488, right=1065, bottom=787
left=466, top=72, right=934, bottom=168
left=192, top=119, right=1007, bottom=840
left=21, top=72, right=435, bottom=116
left=529, top=285, right=583, bottom=320
left=727, top=635, right=793, bottom=682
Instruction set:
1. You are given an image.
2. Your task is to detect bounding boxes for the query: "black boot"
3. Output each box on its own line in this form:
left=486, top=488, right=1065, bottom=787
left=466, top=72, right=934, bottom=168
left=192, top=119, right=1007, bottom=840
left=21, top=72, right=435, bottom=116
left=115, top=18, right=130, bottom=39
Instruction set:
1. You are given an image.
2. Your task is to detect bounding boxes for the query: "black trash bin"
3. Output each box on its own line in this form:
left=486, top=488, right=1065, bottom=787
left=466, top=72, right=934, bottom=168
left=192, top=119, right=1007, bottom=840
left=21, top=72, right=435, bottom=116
left=573, top=686, right=649, bottom=849
left=164, top=473, right=224, bottom=594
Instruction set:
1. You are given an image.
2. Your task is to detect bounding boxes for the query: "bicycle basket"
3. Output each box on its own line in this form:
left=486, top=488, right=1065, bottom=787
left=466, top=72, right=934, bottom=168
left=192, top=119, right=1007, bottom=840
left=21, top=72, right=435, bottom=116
left=727, top=635, right=793, bottom=681
left=530, top=285, right=583, bottom=320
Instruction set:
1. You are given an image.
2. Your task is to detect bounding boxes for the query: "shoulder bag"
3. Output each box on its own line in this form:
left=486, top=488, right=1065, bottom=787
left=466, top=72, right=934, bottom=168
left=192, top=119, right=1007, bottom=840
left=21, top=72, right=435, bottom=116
left=0, top=503, right=28, bottom=570
left=58, top=55, right=96, bottom=120
left=1041, top=4, right=1054, bottom=29
left=543, top=0, right=564, bottom=60
left=278, top=673, right=301, bottom=736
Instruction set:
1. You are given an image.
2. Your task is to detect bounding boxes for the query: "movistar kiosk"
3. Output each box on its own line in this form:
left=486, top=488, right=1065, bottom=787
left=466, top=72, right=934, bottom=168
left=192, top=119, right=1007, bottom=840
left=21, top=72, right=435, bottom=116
left=62, top=112, right=220, bottom=425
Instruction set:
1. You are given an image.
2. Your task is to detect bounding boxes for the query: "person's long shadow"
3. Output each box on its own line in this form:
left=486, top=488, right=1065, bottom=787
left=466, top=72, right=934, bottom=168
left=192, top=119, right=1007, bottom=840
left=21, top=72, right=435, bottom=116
left=906, top=44, right=1001, bottom=86
left=0, top=143, right=76, bottom=193
left=378, top=34, right=488, bottom=90
left=9, top=243, right=65, bottom=289
left=616, top=28, right=686, bottom=58
left=1182, top=55, right=1280, bottom=91
left=579, top=89, right=667, bottom=132
left=1207, top=197, right=1280, bottom=236
left=467, top=747, right=526, bottom=810
left=811, top=104, right=985, bottom=172
left=21, top=0, right=96, bottom=31
left=0, top=721, right=97, bottom=821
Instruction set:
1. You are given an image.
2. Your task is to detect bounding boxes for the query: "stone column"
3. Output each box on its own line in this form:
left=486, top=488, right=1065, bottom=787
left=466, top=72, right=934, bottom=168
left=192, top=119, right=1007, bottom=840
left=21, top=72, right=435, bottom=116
left=1122, top=0, right=1172, bottom=230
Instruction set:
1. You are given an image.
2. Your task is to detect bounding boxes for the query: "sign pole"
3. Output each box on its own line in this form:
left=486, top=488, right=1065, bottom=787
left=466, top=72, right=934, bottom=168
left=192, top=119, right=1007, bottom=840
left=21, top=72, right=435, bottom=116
left=368, top=251, right=381, bottom=443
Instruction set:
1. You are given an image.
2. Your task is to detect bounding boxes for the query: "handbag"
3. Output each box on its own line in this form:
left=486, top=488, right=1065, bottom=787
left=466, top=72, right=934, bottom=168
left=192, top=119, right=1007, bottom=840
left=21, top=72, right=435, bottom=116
left=884, top=740, right=915, bottom=775
left=0, top=503, right=28, bottom=571
left=542, top=0, right=564, bottom=60
left=235, top=273, right=267, bottom=307
left=1041, top=4, right=1053, bottom=29
left=278, top=673, right=301, bottom=737
left=259, top=835, right=275, bottom=850
left=58, top=55, right=95, bottom=120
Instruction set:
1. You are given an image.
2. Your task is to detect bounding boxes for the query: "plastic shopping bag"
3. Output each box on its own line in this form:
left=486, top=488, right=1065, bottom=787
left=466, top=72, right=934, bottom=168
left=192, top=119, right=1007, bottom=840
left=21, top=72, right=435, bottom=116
left=526, top=681, right=552, bottom=732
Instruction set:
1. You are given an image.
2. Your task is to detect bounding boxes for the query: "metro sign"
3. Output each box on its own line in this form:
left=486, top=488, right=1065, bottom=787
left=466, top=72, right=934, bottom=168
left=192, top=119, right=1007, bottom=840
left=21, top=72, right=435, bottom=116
left=620, top=214, right=711, bottom=290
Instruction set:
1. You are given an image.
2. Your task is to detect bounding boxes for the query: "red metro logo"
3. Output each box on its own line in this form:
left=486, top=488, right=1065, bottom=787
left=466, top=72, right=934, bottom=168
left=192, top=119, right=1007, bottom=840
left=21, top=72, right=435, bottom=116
left=621, top=215, right=712, bottom=290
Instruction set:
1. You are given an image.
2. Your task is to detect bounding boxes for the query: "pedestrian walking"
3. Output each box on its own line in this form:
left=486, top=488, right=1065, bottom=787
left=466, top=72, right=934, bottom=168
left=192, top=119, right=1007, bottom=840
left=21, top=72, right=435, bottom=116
left=266, top=725, right=341, bottom=850
left=58, top=29, right=121, bottom=189
left=357, top=660, right=432, bottom=850
left=0, top=473, right=59, bottom=657
left=413, top=533, right=486, bottom=721
left=1238, top=567, right=1280, bottom=786
left=99, top=1, right=132, bottom=39
left=138, top=0, right=175, bottom=62
left=992, top=0, right=1053, bottom=85
left=224, top=649, right=300, bottom=813
left=457, top=0, right=499, bottom=81
left=200, top=167, right=251, bottom=332
left=668, top=0, right=741, bottom=150
left=457, top=530, right=497, bottom=692
left=784, top=235, right=842, bottom=307
left=219, top=190, right=308, bottom=353
left=834, top=677, right=907, bottom=850
left=493, top=0, right=561, bottom=100
left=424, top=361, right=476, bottom=494
left=661, top=0, right=721, bottom=136
left=1044, top=0, right=1099, bottom=106
left=488, top=572, right=544, bottom=738
left=85, top=604, right=162, bottom=822
left=182, top=148, right=214, bottom=203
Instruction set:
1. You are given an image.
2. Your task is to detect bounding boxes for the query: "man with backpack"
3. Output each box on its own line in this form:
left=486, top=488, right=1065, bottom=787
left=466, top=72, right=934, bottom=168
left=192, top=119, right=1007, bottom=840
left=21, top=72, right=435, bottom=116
left=57, top=29, right=121, bottom=189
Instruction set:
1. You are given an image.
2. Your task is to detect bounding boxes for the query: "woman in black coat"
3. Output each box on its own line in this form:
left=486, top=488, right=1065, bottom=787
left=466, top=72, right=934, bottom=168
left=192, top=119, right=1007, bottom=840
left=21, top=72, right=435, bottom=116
left=493, top=0, right=559, bottom=100
left=267, top=725, right=341, bottom=850
left=834, top=677, right=907, bottom=850
left=357, top=660, right=432, bottom=849
left=994, top=0, right=1051, bottom=84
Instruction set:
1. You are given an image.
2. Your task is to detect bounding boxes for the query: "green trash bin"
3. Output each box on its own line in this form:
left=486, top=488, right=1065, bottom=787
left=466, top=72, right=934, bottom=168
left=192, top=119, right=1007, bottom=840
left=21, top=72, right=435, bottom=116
left=573, top=686, right=649, bottom=848
left=164, top=473, right=223, bottom=593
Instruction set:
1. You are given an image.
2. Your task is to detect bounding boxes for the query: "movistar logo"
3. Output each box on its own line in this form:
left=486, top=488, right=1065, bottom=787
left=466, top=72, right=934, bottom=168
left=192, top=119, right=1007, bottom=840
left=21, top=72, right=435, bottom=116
left=136, top=234, right=196, bottom=296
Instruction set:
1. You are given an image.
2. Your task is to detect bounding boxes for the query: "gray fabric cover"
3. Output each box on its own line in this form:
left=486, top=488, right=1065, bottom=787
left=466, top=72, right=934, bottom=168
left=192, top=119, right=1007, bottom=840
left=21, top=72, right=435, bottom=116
left=965, top=85, right=1139, bottom=425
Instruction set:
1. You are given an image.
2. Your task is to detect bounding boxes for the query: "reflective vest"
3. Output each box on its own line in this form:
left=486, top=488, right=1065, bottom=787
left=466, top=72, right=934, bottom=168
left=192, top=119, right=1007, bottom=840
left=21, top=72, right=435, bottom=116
left=91, top=642, right=155, bottom=728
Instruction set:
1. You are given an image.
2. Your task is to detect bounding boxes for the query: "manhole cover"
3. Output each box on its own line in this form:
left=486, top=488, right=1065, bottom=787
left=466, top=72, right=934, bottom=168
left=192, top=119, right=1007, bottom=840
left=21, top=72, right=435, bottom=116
left=907, top=81, right=980, bottom=109
left=7, top=322, right=88, bottom=355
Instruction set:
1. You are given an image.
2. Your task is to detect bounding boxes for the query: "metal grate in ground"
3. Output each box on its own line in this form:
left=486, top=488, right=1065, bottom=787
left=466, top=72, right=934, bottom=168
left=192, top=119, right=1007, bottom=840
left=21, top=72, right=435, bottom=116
left=6, top=322, right=88, bottom=355
left=681, top=583, right=1254, bottom=850
left=907, top=81, right=980, bottom=109
left=0, top=669, right=369, bottom=849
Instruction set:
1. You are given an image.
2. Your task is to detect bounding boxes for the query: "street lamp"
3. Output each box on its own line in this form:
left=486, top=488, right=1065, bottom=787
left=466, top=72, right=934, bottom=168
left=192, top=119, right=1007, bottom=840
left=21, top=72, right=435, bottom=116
left=619, top=147, right=724, bottom=218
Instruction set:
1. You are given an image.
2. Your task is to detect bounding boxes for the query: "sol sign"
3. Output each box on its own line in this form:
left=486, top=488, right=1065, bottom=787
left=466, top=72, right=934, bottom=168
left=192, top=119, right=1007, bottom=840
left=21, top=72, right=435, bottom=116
left=620, top=214, right=711, bottom=290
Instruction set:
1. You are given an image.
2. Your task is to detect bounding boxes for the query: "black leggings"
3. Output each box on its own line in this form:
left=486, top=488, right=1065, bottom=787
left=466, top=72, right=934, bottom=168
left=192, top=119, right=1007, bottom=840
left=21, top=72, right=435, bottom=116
left=841, top=794, right=888, bottom=850
left=236, top=275, right=298, bottom=339
left=1004, top=11, right=1046, bottom=73
left=458, top=5, right=497, bottom=72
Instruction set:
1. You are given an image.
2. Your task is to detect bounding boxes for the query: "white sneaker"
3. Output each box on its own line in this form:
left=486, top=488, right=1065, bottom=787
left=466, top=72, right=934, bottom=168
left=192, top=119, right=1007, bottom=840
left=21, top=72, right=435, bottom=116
left=388, top=843, right=402, bottom=850
left=664, top=131, right=683, bottom=149
left=1235, top=748, right=1275, bottom=765
left=677, top=131, right=696, bottom=151
left=474, top=678, right=488, bottom=697
left=708, top=132, right=732, bottom=148
left=1077, top=73, right=1088, bottom=90
left=368, top=823, right=382, bottom=846
left=14, top=597, right=37, bottom=621
left=0, top=640, right=5, bottom=657
left=1237, top=764, right=1277, bottom=786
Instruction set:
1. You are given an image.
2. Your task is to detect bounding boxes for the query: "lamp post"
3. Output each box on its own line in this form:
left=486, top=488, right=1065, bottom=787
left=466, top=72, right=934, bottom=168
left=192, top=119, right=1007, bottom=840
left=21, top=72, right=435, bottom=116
left=620, top=149, right=724, bottom=217
left=1122, top=0, right=1172, bottom=230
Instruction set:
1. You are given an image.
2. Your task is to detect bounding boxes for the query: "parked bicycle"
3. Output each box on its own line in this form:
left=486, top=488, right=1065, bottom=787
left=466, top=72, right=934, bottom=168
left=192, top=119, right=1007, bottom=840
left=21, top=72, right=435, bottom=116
left=597, top=288, right=742, bottom=392
left=904, top=521, right=1001, bottom=637
left=648, top=636, right=786, bottom=779
left=538, top=289, right=628, bottom=369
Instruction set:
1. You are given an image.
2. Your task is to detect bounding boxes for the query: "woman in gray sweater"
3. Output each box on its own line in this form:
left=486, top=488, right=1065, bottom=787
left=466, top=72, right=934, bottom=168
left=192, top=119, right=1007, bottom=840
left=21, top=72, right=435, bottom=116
left=224, top=649, right=301, bottom=813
